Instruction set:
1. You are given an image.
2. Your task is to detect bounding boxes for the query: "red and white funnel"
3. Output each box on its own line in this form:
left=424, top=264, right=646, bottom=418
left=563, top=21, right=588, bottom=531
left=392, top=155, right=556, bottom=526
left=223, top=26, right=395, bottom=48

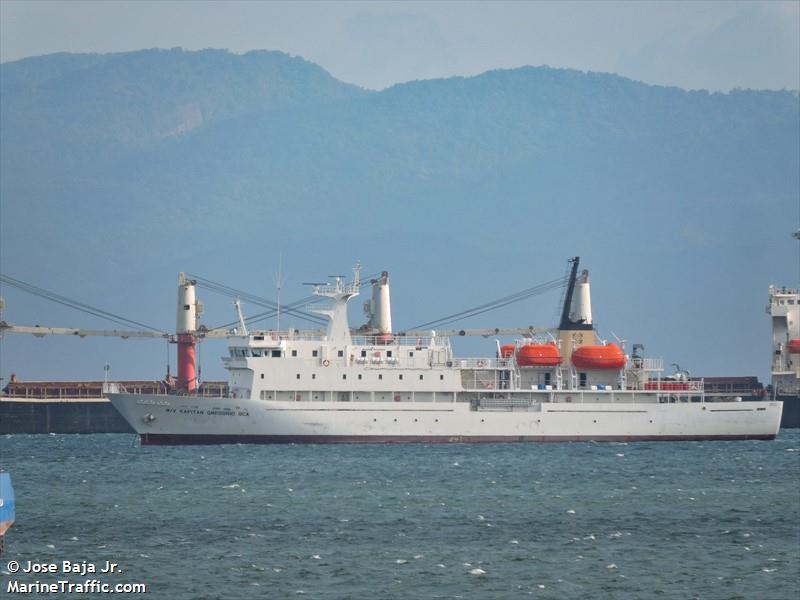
left=176, top=273, right=199, bottom=392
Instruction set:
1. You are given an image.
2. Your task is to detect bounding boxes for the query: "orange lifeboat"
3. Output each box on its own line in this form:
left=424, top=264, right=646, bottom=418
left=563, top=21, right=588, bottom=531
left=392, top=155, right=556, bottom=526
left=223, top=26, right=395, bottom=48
left=499, top=344, right=516, bottom=358
left=516, top=343, right=562, bottom=367
left=571, top=343, right=626, bottom=370
left=788, top=339, right=800, bottom=354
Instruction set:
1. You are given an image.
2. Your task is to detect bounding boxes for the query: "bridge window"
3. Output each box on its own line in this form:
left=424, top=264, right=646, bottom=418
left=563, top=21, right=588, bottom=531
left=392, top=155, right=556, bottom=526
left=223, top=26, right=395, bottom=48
left=251, top=349, right=263, bottom=357
left=271, top=350, right=282, bottom=358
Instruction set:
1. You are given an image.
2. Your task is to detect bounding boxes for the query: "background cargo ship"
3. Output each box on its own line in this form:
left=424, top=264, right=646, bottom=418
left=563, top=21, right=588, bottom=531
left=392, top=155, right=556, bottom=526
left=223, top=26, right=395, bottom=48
left=767, top=283, right=800, bottom=428
left=0, top=378, right=226, bottom=434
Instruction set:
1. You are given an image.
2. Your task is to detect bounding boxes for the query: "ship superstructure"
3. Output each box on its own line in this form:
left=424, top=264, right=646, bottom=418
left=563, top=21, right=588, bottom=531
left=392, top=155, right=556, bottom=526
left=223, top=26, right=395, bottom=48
left=768, top=283, right=800, bottom=427
left=107, top=259, right=782, bottom=444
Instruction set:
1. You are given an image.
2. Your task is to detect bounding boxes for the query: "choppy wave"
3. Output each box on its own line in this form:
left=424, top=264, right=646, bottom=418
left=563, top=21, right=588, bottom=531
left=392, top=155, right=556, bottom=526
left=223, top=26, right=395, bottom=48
left=1, top=431, right=798, bottom=599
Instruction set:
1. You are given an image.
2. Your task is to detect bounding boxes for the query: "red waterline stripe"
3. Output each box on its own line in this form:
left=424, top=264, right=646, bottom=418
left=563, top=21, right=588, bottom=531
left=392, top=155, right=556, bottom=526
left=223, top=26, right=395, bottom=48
left=140, top=433, right=777, bottom=445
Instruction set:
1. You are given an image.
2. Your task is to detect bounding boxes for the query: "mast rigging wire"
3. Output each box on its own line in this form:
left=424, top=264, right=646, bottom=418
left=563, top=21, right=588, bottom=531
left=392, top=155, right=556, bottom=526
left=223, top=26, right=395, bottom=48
left=406, top=276, right=567, bottom=331
left=190, top=271, right=384, bottom=330
left=0, top=273, right=165, bottom=333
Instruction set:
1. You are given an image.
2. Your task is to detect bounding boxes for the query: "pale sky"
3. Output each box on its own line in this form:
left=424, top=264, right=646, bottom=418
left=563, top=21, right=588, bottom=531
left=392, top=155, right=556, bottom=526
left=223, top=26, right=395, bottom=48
left=1, top=0, right=798, bottom=91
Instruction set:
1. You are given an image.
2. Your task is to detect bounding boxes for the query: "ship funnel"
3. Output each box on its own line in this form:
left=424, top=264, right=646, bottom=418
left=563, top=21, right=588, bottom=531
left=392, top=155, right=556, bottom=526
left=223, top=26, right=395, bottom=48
left=569, top=270, right=592, bottom=326
left=176, top=273, right=198, bottom=393
left=364, top=271, right=392, bottom=334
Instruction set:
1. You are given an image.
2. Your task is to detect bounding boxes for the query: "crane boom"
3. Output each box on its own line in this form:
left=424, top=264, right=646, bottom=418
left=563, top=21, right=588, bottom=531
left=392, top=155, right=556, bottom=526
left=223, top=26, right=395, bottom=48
left=0, top=322, right=169, bottom=339
left=194, top=326, right=557, bottom=340
left=399, top=326, right=557, bottom=338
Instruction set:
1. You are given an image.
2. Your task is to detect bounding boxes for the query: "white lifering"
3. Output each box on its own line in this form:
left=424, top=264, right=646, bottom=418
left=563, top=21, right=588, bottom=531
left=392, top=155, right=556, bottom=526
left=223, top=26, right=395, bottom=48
left=322, top=359, right=330, bottom=367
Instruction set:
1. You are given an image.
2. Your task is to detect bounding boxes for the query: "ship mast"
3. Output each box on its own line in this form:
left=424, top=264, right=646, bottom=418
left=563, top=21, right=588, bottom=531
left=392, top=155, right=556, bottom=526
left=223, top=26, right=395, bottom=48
left=793, top=229, right=800, bottom=283
left=311, top=264, right=361, bottom=345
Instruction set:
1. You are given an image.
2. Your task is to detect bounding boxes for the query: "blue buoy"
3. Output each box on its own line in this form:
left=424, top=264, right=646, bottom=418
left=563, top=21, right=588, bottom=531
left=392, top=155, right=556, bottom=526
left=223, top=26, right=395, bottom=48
left=0, top=472, right=14, bottom=553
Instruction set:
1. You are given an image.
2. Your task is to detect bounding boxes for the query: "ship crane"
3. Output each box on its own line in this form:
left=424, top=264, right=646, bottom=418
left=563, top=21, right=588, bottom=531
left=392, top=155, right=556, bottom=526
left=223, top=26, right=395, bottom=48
left=0, top=272, right=234, bottom=393
left=0, top=273, right=198, bottom=390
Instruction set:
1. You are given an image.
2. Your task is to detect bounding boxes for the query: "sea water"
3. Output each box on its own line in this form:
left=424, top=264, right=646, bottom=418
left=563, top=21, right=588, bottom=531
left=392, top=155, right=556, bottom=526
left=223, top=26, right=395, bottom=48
left=1, top=432, right=798, bottom=599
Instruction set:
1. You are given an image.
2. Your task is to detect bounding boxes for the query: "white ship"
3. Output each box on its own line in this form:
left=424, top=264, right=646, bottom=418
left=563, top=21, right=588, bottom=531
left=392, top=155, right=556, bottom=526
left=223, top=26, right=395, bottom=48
left=108, top=259, right=782, bottom=444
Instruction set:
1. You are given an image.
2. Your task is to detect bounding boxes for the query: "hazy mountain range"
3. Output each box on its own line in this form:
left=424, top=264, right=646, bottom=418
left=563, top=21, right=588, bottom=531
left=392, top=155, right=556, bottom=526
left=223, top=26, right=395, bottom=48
left=1, top=48, right=798, bottom=382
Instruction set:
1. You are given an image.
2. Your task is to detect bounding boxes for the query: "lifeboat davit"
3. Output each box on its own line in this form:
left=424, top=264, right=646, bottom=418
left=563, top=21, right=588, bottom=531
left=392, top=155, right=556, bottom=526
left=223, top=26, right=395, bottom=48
left=499, top=344, right=516, bottom=358
left=788, top=339, right=800, bottom=354
left=516, top=343, right=562, bottom=367
left=571, top=343, right=626, bottom=370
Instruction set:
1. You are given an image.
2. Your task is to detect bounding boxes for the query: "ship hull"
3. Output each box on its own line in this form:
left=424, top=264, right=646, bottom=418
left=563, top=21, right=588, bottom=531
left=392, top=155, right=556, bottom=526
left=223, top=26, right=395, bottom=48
left=109, top=393, right=783, bottom=445
left=776, top=393, right=800, bottom=428
left=0, top=398, right=133, bottom=434
left=139, top=433, right=777, bottom=445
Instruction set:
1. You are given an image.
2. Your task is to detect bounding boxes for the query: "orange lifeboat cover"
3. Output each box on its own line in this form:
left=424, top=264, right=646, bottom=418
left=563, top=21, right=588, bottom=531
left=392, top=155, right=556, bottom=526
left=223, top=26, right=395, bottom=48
left=788, top=339, right=800, bottom=354
left=571, top=343, right=626, bottom=370
left=500, top=344, right=516, bottom=358
left=516, top=343, right=562, bottom=367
